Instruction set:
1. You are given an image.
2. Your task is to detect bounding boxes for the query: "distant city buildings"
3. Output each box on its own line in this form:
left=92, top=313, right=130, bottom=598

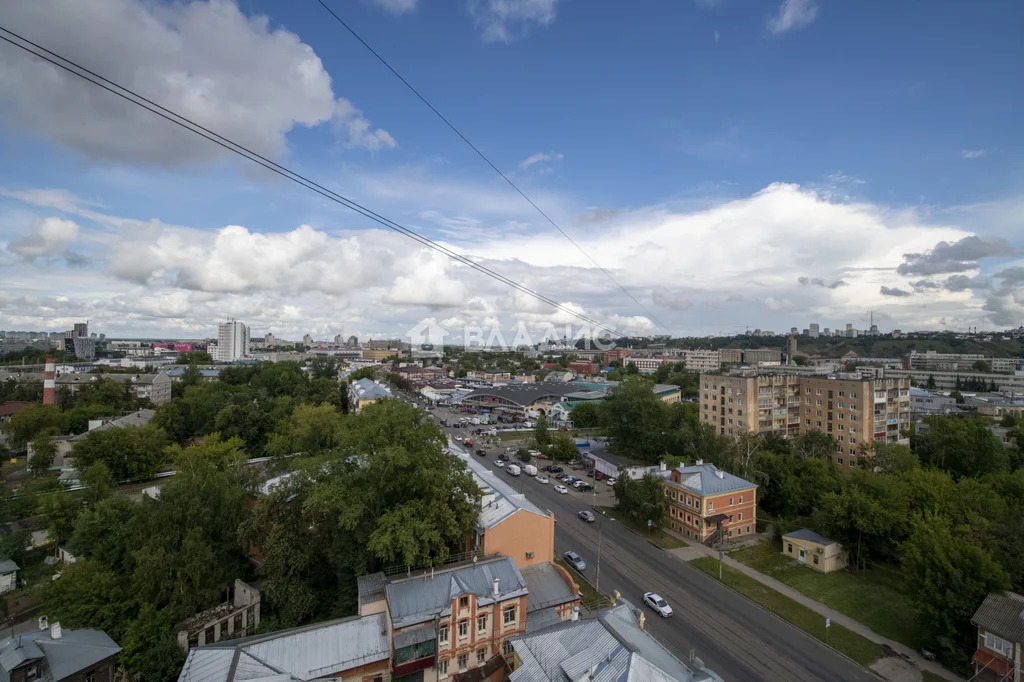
left=215, top=321, right=249, bottom=362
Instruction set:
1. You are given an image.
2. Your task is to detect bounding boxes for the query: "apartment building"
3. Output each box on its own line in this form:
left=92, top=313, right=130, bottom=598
left=905, top=350, right=1022, bottom=375
left=362, top=347, right=401, bottom=361
left=699, top=373, right=911, bottom=467
left=663, top=462, right=757, bottom=544
left=216, top=320, right=249, bottom=362
left=626, top=356, right=671, bottom=373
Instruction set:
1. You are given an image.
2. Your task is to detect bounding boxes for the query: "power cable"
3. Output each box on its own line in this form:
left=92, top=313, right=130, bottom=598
left=0, top=25, right=621, bottom=337
left=316, top=0, right=669, bottom=332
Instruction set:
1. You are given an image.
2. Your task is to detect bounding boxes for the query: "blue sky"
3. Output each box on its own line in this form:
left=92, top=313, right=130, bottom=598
left=0, top=0, right=1022, bottom=340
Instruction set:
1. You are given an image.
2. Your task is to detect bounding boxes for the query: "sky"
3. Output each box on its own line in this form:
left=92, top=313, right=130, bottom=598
left=0, top=0, right=1022, bottom=342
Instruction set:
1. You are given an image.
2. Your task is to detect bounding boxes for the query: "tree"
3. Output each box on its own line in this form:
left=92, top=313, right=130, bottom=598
left=912, top=416, right=1009, bottom=478
left=71, top=424, right=170, bottom=481
left=177, top=351, right=214, bottom=365
left=971, top=359, right=991, bottom=373
left=68, top=494, right=139, bottom=573
left=119, top=603, right=185, bottom=682
left=901, top=511, right=1010, bottom=663
left=533, top=414, right=550, bottom=449
left=266, top=403, right=345, bottom=456
left=517, top=448, right=532, bottom=463
left=603, top=377, right=669, bottom=463
left=39, top=492, right=83, bottom=546
left=550, top=433, right=579, bottom=462
left=81, top=461, right=116, bottom=505
left=29, top=432, right=58, bottom=473
left=613, top=474, right=668, bottom=530
left=4, top=404, right=65, bottom=449
left=43, top=559, right=137, bottom=642
left=569, top=402, right=601, bottom=428
left=926, top=374, right=937, bottom=390
left=869, top=443, right=918, bottom=475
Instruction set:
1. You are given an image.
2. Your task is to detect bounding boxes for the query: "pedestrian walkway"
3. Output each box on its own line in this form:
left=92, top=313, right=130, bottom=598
left=669, top=542, right=963, bottom=682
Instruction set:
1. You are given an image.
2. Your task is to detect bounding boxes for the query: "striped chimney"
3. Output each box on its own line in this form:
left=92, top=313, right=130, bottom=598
left=43, top=356, right=56, bottom=405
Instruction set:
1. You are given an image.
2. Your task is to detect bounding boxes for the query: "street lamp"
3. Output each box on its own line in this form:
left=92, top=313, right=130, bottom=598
left=596, top=513, right=603, bottom=593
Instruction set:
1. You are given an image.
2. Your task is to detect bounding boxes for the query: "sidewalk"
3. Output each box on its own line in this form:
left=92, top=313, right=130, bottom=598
left=670, top=542, right=963, bottom=682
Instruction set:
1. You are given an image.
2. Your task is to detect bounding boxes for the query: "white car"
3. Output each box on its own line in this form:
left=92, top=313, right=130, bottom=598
left=535, top=475, right=549, bottom=484
left=553, top=484, right=569, bottom=494
left=643, top=592, right=673, bottom=618
left=605, top=477, right=617, bottom=486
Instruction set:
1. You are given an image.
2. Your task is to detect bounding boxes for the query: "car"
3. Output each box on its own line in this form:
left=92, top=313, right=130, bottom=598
left=605, top=478, right=617, bottom=486
left=643, top=592, right=673, bottom=618
left=578, top=483, right=594, bottom=492
left=553, top=484, right=569, bottom=494
left=535, top=475, right=549, bottom=484
left=475, top=449, right=487, bottom=457
left=493, top=459, right=507, bottom=468
left=572, top=480, right=586, bottom=489
left=547, top=465, right=563, bottom=473
left=563, top=476, right=578, bottom=484
left=563, top=551, right=586, bottom=571
left=578, top=510, right=595, bottom=523
left=555, top=473, right=568, bottom=480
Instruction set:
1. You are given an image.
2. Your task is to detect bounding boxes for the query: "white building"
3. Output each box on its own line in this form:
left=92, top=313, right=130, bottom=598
left=216, top=321, right=249, bottom=362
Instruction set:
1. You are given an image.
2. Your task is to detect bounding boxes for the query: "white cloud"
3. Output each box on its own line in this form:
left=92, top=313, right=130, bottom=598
left=767, top=0, right=818, bottom=35
left=0, top=0, right=394, bottom=163
left=7, top=217, right=80, bottom=259
left=518, top=152, right=564, bottom=169
left=961, top=149, right=988, bottom=159
left=365, top=0, right=418, bottom=15
left=469, top=0, right=560, bottom=43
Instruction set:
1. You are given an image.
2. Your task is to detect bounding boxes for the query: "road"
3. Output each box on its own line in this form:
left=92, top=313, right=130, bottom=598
left=422, top=400, right=878, bottom=682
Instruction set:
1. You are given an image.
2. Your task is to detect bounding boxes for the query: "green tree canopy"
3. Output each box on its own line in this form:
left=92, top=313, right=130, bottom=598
left=71, top=423, right=170, bottom=481
left=603, top=376, right=669, bottom=463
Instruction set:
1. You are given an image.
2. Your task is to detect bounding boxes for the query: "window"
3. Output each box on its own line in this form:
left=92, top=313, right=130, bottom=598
left=503, top=605, right=517, bottom=624
left=439, top=659, right=449, bottom=675
left=439, top=624, right=449, bottom=644
left=707, top=501, right=714, bottom=511
left=477, top=614, right=487, bottom=632
left=738, top=496, right=743, bottom=503
left=86, top=674, right=97, bottom=682
left=813, top=554, right=819, bottom=565
left=502, top=639, right=514, bottom=655
left=985, top=632, right=1013, bottom=656
left=729, top=497, right=733, bottom=506
left=787, top=543, right=793, bottom=553
left=26, top=667, right=39, bottom=682
left=458, top=653, right=469, bottom=671
left=459, top=596, right=469, bottom=610
left=477, top=648, right=487, bottom=664
left=728, top=514, right=733, bottom=522
left=738, top=512, right=743, bottom=520
left=458, top=620, right=468, bottom=638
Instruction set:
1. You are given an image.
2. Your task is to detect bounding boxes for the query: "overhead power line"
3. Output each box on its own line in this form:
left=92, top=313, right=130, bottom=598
left=316, top=0, right=669, bottom=332
left=0, top=25, right=622, bottom=338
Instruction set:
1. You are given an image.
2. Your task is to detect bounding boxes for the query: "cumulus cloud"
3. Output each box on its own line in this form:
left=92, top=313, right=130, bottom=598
left=519, top=152, right=564, bottom=169
left=797, top=276, right=847, bottom=289
left=0, top=0, right=394, bottom=163
left=767, top=0, right=818, bottom=34
left=469, top=0, right=560, bottom=43
left=365, top=0, right=417, bottom=15
left=880, top=286, right=912, bottom=297
left=7, top=217, right=80, bottom=260
left=897, top=236, right=1017, bottom=276
left=961, top=149, right=987, bottom=159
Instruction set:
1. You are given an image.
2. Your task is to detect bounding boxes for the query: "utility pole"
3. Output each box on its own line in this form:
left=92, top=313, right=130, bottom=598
left=596, top=516, right=603, bottom=593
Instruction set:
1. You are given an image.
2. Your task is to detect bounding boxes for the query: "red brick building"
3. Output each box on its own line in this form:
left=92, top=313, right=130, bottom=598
left=663, top=462, right=757, bottom=544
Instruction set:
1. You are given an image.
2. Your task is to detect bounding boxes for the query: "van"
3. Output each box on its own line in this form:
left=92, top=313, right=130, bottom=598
left=523, top=464, right=538, bottom=477
left=506, top=464, right=521, bottom=476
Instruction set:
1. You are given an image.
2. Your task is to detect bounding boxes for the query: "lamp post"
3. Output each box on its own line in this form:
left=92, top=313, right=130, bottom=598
left=596, top=514, right=603, bottom=593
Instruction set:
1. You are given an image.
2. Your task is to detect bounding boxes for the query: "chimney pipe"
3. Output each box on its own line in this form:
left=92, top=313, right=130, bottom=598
left=49, top=622, right=62, bottom=639
left=492, top=577, right=500, bottom=598
left=43, top=356, right=56, bottom=405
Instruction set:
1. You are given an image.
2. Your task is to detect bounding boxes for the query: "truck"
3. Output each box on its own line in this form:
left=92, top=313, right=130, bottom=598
left=471, top=417, right=482, bottom=425
left=523, top=464, right=538, bottom=477
left=506, top=464, right=521, bottom=476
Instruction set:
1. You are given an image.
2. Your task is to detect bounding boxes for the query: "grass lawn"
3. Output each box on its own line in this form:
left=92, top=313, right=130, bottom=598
left=691, top=557, right=881, bottom=668
left=728, top=541, right=921, bottom=649
left=556, top=558, right=607, bottom=606
left=594, top=506, right=687, bottom=549
left=921, top=673, right=947, bottom=682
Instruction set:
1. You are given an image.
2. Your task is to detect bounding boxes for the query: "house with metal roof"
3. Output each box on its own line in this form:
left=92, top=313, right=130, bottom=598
left=458, top=452, right=555, bottom=569
left=348, top=377, right=393, bottom=412
left=510, top=600, right=721, bottom=682
left=970, top=591, right=1023, bottom=682
left=177, top=612, right=391, bottom=682
left=781, top=529, right=848, bottom=573
left=0, top=558, right=18, bottom=595
left=663, top=461, right=758, bottom=545
left=0, top=625, right=121, bottom=682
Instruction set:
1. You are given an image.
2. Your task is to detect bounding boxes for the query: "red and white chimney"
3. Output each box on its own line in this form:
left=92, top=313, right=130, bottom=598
left=43, top=356, right=56, bottom=405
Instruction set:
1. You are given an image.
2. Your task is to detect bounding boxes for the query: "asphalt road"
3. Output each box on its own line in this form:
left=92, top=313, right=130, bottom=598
left=425, top=401, right=878, bottom=682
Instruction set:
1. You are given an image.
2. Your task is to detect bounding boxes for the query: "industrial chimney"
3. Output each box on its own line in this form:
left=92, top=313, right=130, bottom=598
left=43, top=356, right=56, bottom=405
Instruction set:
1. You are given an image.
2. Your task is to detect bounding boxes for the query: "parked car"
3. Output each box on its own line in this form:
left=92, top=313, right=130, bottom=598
left=535, top=475, right=549, bottom=484
left=578, top=483, right=594, bottom=492
left=475, top=449, right=487, bottom=457
left=605, top=477, right=617, bottom=486
left=544, top=465, right=563, bottom=473
left=643, top=592, right=673, bottom=618
left=578, top=510, right=595, bottom=523
left=594, top=471, right=604, bottom=481
left=555, top=473, right=568, bottom=480
left=494, top=459, right=508, bottom=468
left=563, top=551, right=586, bottom=571
left=553, top=484, right=569, bottom=494
left=572, top=480, right=586, bottom=489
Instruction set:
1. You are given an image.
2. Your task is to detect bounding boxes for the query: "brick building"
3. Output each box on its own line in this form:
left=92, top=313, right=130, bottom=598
left=663, top=462, right=757, bottom=544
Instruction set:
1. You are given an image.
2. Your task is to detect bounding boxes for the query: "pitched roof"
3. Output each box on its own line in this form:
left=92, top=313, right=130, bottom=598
left=0, top=559, right=18, bottom=574
left=667, top=464, right=757, bottom=496
left=510, top=602, right=719, bottom=682
left=385, top=556, right=528, bottom=629
left=349, top=378, right=392, bottom=401
left=522, top=562, right=578, bottom=614
left=782, top=529, right=836, bottom=546
left=454, top=448, right=550, bottom=530
left=177, top=613, right=389, bottom=682
left=971, top=591, right=1024, bottom=643
left=0, top=402, right=32, bottom=418
left=0, top=628, right=121, bottom=681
